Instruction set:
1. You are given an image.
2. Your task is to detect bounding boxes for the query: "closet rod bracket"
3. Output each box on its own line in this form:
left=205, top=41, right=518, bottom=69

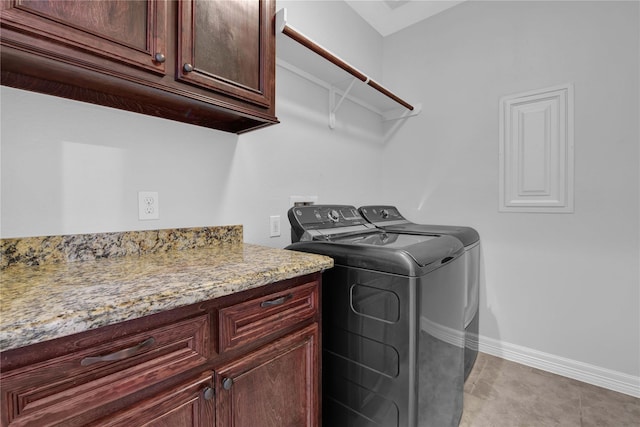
left=329, top=77, right=359, bottom=129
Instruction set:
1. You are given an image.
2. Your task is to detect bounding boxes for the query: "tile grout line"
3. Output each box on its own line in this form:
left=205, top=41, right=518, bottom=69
left=578, top=389, right=584, bottom=427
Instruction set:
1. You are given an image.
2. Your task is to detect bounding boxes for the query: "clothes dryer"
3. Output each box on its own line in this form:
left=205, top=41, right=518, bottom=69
left=286, top=205, right=465, bottom=427
left=358, top=205, right=480, bottom=380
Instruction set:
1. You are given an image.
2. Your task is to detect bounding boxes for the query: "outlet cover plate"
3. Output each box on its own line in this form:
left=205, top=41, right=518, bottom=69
left=138, top=191, right=159, bottom=220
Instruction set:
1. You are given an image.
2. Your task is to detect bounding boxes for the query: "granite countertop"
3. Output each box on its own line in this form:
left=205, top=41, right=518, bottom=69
left=0, top=226, right=333, bottom=353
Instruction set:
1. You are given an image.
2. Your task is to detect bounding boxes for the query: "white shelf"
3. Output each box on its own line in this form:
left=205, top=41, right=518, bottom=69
left=275, top=8, right=421, bottom=128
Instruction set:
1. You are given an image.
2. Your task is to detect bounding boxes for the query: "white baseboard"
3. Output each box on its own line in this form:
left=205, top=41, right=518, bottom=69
left=475, top=334, right=640, bottom=398
left=420, top=316, right=466, bottom=348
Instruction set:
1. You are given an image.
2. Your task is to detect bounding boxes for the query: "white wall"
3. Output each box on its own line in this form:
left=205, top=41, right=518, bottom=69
left=0, top=89, right=238, bottom=236
left=219, top=0, right=387, bottom=247
left=1, top=0, right=638, bottom=396
left=1, top=0, right=385, bottom=246
left=382, top=0, right=640, bottom=390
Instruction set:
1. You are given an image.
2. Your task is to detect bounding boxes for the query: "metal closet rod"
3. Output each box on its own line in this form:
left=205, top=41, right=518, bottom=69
left=281, top=24, right=415, bottom=111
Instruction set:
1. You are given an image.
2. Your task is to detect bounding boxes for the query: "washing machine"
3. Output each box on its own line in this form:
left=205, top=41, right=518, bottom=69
left=358, top=205, right=480, bottom=380
left=286, top=205, right=466, bottom=427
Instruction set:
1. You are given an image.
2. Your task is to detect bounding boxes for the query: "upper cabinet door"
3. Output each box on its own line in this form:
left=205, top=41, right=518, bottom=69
left=0, top=0, right=167, bottom=74
left=177, top=0, right=275, bottom=108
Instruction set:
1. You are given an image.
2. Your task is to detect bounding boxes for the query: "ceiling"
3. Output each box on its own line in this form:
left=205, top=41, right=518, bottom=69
left=345, top=0, right=466, bottom=37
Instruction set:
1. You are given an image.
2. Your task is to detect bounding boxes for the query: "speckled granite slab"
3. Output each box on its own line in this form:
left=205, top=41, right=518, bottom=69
left=1, top=226, right=243, bottom=269
left=0, top=227, right=333, bottom=352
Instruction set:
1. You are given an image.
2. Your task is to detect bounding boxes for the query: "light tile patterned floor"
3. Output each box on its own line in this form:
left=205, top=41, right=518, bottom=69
left=460, top=353, right=640, bottom=427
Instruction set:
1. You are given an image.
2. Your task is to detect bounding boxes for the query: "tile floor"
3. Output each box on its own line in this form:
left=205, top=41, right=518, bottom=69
left=460, top=352, right=640, bottom=427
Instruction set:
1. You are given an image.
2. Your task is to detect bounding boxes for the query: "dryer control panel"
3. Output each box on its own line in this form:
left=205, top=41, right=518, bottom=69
left=359, top=205, right=407, bottom=223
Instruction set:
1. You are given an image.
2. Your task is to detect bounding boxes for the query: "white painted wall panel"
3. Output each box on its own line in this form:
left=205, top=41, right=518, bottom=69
left=520, top=106, right=549, bottom=192
left=500, top=84, right=574, bottom=212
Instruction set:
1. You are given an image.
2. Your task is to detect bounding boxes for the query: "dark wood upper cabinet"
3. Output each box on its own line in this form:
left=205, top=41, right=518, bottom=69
left=178, top=0, right=274, bottom=108
left=0, top=0, right=278, bottom=134
left=0, top=0, right=168, bottom=74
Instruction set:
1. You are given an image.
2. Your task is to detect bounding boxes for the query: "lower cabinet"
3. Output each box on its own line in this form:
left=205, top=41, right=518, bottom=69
left=215, top=324, right=318, bottom=427
left=0, top=274, right=320, bottom=427
left=95, top=372, right=215, bottom=427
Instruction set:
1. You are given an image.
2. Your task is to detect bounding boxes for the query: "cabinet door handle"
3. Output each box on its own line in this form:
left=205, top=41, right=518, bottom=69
left=154, top=52, right=166, bottom=63
left=222, top=377, right=233, bottom=390
left=183, top=63, right=194, bottom=73
left=203, top=387, right=215, bottom=400
left=260, top=293, right=293, bottom=308
left=80, top=337, right=155, bottom=366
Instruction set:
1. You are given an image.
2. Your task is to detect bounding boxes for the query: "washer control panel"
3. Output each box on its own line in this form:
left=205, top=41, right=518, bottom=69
left=327, top=209, right=340, bottom=223
left=291, top=205, right=367, bottom=228
left=288, top=205, right=372, bottom=242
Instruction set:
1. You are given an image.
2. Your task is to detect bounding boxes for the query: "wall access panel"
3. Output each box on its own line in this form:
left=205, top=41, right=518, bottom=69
left=499, top=84, right=574, bottom=213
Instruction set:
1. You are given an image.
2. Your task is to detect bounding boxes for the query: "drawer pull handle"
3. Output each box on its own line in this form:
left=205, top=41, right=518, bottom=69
left=260, top=293, right=293, bottom=308
left=80, top=337, right=155, bottom=366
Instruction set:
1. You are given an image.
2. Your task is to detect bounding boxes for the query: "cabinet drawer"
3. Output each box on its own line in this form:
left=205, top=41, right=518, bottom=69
left=1, top=315, right=209, bottom=426
left=219, top=280, right=319, bottom=352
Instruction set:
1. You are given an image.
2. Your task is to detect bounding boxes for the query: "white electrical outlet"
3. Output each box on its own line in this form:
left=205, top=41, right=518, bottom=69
left=138, top=191, right=159, bottom=220
left=270, top=215, right=281, bottom=237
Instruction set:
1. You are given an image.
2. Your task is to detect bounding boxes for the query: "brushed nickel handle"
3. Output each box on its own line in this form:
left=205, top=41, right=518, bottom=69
left=260, top=293, right=293, bottom=308
left=183, top=63, right=194, bottom=73
left=154, top=52, right=166, bottom=63
left=80, top=337, right=155, bottom=366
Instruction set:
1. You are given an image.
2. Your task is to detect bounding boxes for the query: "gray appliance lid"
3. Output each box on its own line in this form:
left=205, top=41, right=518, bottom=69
left=286, top=234, right=463, bottom=276
left=359, top=205, right=480, bottom=247
left=286, top=205, right=464, bottom=275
